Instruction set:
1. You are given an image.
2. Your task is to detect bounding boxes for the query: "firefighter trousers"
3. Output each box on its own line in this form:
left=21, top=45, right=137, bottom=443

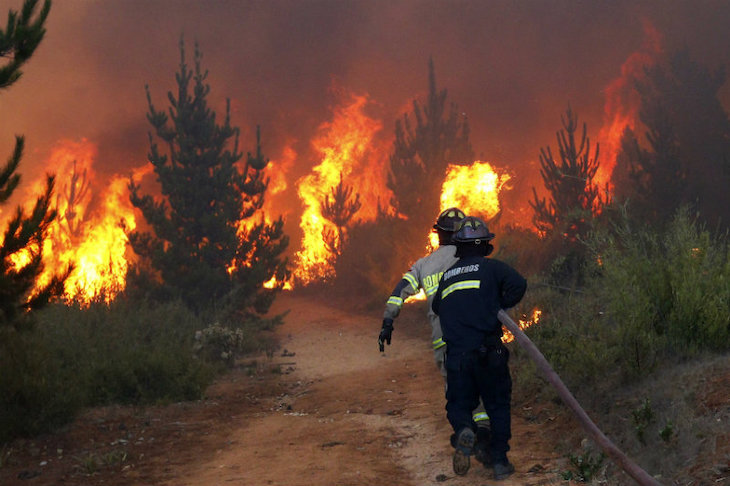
left=445, top=345, right=512, bottom=462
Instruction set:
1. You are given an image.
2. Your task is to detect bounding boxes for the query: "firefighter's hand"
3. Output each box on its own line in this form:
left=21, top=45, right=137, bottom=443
left=379, top=318, right=394, bottom=352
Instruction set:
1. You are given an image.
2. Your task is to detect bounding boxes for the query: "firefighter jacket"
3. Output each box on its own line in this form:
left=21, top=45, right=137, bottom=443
left=383, top=245, right=458, bottom=352
left=432, top=255, right=527, bottom=356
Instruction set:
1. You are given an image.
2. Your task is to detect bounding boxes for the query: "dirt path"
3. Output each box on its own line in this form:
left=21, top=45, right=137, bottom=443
left=158, top=294, right=563, bottom=486
left=0, top=294, right=565, bottom=486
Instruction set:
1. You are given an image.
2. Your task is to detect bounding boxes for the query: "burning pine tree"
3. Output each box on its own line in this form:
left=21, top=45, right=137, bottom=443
left=320, top=172, right=361, bottom=263
left=128, top=39, right=288, bottom=318
left=0, top=0, right=69, bottom=329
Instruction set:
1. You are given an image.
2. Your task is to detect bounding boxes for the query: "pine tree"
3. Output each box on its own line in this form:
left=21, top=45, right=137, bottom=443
left=0, top=0, right=68, bottom=329
left=530, top=107, right=605, bottom=288
left=530, top=106, right=603, bottom=241
left=128, top=39, right=288, bottom=317
left=320, top=172, right=361, bottom=261
left=613, top=50, right=730, bottom=228
left=387, top=58, right=473, bottom=231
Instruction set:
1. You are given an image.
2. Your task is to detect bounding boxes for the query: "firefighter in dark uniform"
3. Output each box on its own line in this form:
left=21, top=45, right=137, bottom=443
left=378, top=208, right=493, bottom=465
left=432, top=216, right=527, bottom=480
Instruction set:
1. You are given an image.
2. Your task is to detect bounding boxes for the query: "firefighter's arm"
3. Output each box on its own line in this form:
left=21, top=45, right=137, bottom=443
left=380, top=271, right=421, bottom=352
left=499, top=264, right=527, bottom=309
left=383, top=271, right=420, bottom=320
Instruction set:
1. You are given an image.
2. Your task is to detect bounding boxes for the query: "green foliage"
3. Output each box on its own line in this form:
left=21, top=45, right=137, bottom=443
left=72, top=449, right=127, bottom=475
left=561, top=450, right=605, bottom=482
left=632, top=398, right=654, bottom=444
left=614, top=49, right=730, bottom=229
left=530, top=106, right=604, bottom=242
left=193, top=322, right=252, bottom=368
left=0, top=0, right=51, bottom=89
left=513, top=205, right=729, bottom=401
left=659, top=421, right=674, bottom=443
left=0, top=299, right=244, bottom=444
left=128, top=38, right=288, bottom=317
left=597, top=206, right=730, bottom=361
left=0, top=324, right=85, bottom=442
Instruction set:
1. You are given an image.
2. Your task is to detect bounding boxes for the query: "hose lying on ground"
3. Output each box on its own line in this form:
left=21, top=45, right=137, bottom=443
left=497, top=309, right=662, bottom=486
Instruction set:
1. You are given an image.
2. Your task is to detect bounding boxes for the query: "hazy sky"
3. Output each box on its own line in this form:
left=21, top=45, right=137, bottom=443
left=2, top=0, right=730, bottom=236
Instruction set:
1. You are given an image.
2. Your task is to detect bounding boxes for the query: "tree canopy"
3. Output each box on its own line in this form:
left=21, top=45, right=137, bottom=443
left=128, top=39, right=288, bottom=318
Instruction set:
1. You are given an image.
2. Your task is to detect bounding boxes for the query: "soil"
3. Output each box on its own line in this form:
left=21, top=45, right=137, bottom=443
left=0, top=293, right=724, bottom=486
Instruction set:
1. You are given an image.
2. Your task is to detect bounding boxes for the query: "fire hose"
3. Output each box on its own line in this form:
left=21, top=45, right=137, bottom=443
left=497, top=309, right=663, bottom=486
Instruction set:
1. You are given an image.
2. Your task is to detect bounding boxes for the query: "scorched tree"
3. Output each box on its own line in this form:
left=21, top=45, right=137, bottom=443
left=128, top=39, right=288, bottom=318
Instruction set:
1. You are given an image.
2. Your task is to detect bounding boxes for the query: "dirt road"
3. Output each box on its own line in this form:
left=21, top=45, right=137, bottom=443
left=1, top=293, right=565, bottom=485
left=159, top=294, right=564, bottom=486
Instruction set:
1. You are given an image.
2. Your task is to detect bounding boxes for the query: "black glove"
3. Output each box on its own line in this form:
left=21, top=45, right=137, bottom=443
left=378, top=318, right=394, bottom=352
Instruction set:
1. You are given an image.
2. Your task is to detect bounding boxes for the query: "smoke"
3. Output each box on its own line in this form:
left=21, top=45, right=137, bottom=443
left=2, top=0, right=730, bottom=246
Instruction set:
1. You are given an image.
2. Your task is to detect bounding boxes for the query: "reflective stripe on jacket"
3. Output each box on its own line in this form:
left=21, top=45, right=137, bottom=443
left=383, top=245, right=458, bottom=347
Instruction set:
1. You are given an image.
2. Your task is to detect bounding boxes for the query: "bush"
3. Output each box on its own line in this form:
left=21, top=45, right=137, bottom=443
left=0, top=296, right=280, bottom=444
left=511, top=206, right=730, bottom=399
left=0, top=327, right=86, bottom=443
left=597, top=207, right=730, bottom=360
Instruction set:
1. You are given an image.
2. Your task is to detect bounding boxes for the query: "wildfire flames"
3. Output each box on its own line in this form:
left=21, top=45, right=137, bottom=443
left=596, top=22, right=663, bottom=195
left=429, top=161, right=512, bottom=249
left=503, top=308, right=542, bottom=343
left=293, top=92, right=393, bottom=284
left=2, top=28, right=662, bottom=310
left=4, top=139, right=141, bottom=304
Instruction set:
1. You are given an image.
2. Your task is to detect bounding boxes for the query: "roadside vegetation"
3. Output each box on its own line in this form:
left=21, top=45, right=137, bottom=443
left=509, top=206, right=729, bottom=484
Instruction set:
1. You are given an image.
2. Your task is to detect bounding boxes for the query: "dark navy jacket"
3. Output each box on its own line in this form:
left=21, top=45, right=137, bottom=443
left=431, top=255, right=527, bottom=356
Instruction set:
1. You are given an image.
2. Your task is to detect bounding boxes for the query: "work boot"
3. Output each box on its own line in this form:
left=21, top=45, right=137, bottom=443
left=493, top=460, right=515, bottom=480
left=474, top=426, right=492, bottom=466
left=452, top=427, right=475, bottom=476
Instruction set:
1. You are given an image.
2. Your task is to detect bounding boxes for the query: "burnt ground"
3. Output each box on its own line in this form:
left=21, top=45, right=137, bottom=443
left=0, top=293, right=727, bottom=486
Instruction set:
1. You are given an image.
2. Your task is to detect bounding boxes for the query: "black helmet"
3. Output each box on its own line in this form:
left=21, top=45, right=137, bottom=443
left=433, top=207, right=466, bottom=232
left=452, top=216, right=495, bottom=243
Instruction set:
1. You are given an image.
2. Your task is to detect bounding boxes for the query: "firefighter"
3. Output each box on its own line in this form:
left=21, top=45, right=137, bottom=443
left=432, top=216, right=526, bottom=480
left=377, top=208, right=492, bottom=466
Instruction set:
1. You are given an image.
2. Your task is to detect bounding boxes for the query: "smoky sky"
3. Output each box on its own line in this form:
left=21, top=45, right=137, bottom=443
left=2, top=0, right=730, bottom=235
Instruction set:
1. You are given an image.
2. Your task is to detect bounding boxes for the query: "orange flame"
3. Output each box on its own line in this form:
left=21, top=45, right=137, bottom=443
left=440, top=161, right=511, bottom=219
left=49, top=141, right=143, bottom=303
left=502, top=308, right=542, bottom=343
left=597, top=21, right=663, bottom=193
left=294, top=92, right=392, bottom=283
left=6, top=139, right=143, bottom=305
left=428, top=161, right=511, bottom=248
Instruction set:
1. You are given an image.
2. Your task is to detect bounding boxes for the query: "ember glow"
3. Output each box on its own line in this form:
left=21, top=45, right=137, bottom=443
left=293, top=92, right=393, bottom=284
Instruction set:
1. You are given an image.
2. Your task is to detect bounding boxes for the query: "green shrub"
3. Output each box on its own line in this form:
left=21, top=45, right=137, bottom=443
left=561, top=450, right=605, bottom=482
left=0, top=327, right=87, bottom=443
left=512, top=206, right=730, bottom=398
left=0, top=297, right=270, bottom=443
left=597, top=207, right=730, bottom=360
